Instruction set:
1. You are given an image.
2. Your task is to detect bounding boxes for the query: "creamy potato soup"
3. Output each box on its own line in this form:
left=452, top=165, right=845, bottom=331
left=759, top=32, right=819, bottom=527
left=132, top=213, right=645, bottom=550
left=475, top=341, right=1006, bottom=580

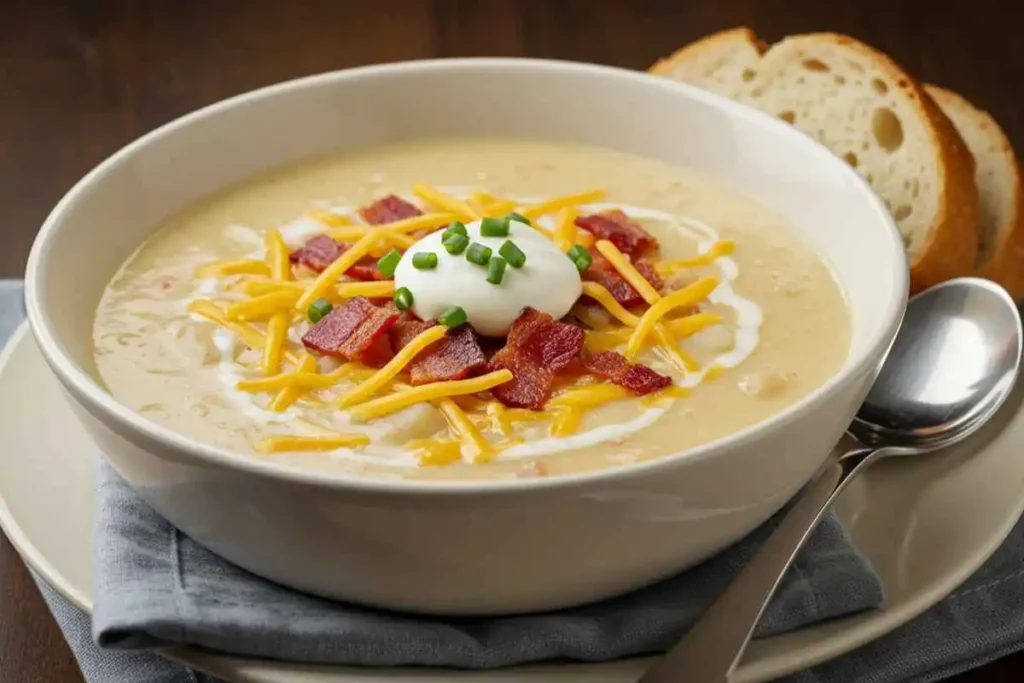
left=92, top=138, right=850, bottom=482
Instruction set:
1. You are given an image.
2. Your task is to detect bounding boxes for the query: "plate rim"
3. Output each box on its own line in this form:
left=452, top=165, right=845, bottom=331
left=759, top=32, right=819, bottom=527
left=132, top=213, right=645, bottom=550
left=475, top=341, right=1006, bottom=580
left=1, top=319, right=1021, bottom=683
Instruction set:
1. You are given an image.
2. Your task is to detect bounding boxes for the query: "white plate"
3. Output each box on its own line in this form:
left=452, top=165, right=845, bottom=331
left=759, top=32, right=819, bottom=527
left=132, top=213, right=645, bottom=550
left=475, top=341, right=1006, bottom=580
left=3, top=321, right=1024, bottom=682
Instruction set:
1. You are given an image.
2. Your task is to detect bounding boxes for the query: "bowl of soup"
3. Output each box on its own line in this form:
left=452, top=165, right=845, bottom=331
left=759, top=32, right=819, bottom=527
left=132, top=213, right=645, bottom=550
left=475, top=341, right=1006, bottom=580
left=25, top=59, right=906, bottom=615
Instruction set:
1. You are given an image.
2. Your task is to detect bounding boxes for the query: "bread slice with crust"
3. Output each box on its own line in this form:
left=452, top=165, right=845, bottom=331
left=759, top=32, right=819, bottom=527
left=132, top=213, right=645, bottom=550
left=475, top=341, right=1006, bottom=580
left=650, top=28, right=980, bottom=294
left=925, top=84, right=1024, bottom=300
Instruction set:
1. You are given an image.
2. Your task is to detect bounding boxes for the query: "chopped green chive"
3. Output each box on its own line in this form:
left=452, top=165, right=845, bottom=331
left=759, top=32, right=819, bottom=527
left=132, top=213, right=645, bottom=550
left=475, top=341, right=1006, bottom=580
left=442, top=221, right=468, bottom=240
left=465, top=242, right=492, bottom=266
left=568, top=244, right=592, bottom=272
left=307, top=298, right=333, bottom=324
left=567, top=244, right=588, bottom=262
left=499, top=240, right=527, bottom=268
left=486, top=257, right=507, bottom=285
left=443, top=233, right=469, bottom=255
left=412, top=252, right=438, bottom=270
left=439, top=305, right=467, bottom=328
left=480, top=216, right=510, bottom=237
left=506, top=211, right=531, bottom=225
left=376, top=248, right=402, bottom=277
left=394, top=287, right=414, bottom=311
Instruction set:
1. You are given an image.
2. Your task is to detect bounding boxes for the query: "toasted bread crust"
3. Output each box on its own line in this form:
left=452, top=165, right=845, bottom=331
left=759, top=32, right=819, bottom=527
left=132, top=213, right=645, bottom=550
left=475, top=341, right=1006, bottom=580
left=926, top=84, right=1024, bottom=300
left=649, top=28, right=765, bottom=76
left=908, top=83, right=980, bottom=292
left=650, top=28, right=980, bottom=295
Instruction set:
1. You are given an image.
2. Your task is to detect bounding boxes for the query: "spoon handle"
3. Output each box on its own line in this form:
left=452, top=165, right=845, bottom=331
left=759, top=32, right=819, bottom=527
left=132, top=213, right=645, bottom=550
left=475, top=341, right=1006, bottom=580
left=637, top=445, right=889, bottom=683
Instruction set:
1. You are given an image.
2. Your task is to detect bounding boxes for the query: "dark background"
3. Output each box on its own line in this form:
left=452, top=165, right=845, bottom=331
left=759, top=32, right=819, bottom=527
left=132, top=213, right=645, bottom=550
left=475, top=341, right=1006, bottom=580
left=1, top=1, right=1022, bottom=680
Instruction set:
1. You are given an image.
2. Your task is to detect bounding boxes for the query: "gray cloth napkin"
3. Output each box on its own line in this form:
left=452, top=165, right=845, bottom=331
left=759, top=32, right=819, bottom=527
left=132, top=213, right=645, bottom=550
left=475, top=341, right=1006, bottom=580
left=92, top=458, right=881, bottom=668
left=4, top=279, right=1019, bottom=683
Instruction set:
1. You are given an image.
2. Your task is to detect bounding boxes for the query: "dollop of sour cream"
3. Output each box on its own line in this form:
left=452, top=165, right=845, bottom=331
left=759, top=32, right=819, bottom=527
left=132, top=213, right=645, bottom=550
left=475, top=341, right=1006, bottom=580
left=393, top=218, right=582, bottom=336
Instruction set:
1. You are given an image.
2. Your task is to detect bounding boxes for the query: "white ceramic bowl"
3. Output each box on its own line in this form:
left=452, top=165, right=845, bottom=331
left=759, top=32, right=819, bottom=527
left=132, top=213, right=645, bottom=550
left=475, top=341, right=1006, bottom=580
left=25, top=59, right=907, bottom=615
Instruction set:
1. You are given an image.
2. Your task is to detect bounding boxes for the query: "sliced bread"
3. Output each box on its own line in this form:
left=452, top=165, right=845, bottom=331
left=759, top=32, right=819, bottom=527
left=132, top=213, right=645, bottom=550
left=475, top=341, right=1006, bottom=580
left=650, top=29, right=980, bottom=294
left=925, top=84, right=1024, bottom=300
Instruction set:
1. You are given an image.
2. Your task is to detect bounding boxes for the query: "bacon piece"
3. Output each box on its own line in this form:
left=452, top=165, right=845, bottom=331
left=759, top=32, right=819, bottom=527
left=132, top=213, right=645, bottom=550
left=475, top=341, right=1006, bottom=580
left=508, top=308, right=585, bottom=372
left=575, top=210, right=658, bottom=257
left=490, top=309, right=585, bottom=409
left=490, top=352, right=553, bottom=410
left=582, top=254, right=664, bottom=308
left=581, top=351, right=672, bottom=395
left=290, top=235, right=386, bottom=281
left=359, top=195, right=422, bottom=225
left=390, top=319, right=488, bottom=384
left=359, top=334, right=396, bottom=368
left=301, top=297, right=399, bottom=363
left=290, top=234, right=345, bottom=272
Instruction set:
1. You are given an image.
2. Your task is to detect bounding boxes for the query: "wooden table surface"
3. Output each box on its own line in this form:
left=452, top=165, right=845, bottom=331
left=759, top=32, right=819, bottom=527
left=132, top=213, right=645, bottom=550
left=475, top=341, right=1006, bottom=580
left=2, top=1, right=1023, bottom=681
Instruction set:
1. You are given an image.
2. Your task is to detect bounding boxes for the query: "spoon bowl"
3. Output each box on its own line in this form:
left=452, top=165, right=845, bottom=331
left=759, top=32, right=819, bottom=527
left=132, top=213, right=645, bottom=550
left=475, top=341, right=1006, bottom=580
left=852, top=278, right=1023, bottom=449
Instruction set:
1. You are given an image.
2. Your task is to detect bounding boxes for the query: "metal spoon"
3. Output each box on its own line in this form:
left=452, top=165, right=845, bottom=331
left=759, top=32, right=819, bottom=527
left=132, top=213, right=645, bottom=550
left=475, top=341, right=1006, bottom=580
left=639, top=277, right=1023, bottom=683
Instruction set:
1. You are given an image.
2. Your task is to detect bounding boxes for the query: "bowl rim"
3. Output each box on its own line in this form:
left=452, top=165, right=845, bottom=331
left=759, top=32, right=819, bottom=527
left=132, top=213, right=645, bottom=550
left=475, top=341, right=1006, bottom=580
left=24, top=57, right=909, bottom=496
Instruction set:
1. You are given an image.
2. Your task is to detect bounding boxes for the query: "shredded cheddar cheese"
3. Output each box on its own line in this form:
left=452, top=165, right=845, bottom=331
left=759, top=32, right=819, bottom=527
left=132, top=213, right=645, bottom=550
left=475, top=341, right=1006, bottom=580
left=411, top=184, right=478, bottom=221
left=590, top=239, right=707, bottom=371
left=626, top=277, right=720, bottom=357
left=469, top=190, right=499, bottom=207
left=236, top=364, right=353, bottom=392
left=226, top=290, right=301, bottom=321
left=657, top=240, right=736, bottom=274
left=580, top=282, right=641, bottom=326
left=640, top=384, right=691, bottom=408
left=338, top=325, right=447, bottom=407
left=409, top=438, right=463, bottom=467
left=550, top=407, right=584, bottom=436
left=348, top=370, right=513, bottom=421
left=553, top=207, right=580, bottom=252
left=187, top=300, right=298, bottom=364
left=585, top=312, right=722, bottom=351
left=484, top=199, right=517, bottom=217
left=549, top=384, right=632, bottom=408
left=651, top=328, right=699, bottom=372
left=520, top=189, right=606, bottom=220
left=269, top=355, right=318, bottom=412
left=262, top=314, right=289, bottom=374
left=257, top=433, right=371, bottom=453
left=438, top=398, right=494, bottom=462
left=381, top=232, right=416, bottom=251
left=450, top=395, right=489, bottom=413
left=295, top=228, right=382, bottom=310
left=595, top=240, right=661, bottom=305
left=337, top=280, right=395, bottom=299
left=575, top=231, right=596, bottom=248
left=703, top=365, right=724, bottom=382
left=307, top=209, right=353, bottom=227
left=265, top=229, right=292, bottom=281
left=240, top=280, right=306, bottom=296
left=195, top=260, right=271, bottom=278
left=486, top=401, right=513, bottom=436
left=327, top=212, right=456, bottom=243
left=239, top=280, right=395, bottom=300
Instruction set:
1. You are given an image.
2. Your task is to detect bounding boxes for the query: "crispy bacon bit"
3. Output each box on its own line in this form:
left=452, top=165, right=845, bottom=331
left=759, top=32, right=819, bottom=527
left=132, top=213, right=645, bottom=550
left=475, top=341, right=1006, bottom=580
left=582, top=254, right=664, bottom=308
left=359, top=333, right=396, bottom=368
left=581, top=351, right=672, bottom=395
left=359, top=195, right=422, bottom=225
left=575, top=210, right=658, bottom=256
left=302, top=297, right=399, bottom=363
left=290, top=234, right=345, bottom=272
left=390, top=319, right=488, bottom=384
left=290, top=235, right=386, bottom=281
left=490, top=309, right=585, bottom=409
